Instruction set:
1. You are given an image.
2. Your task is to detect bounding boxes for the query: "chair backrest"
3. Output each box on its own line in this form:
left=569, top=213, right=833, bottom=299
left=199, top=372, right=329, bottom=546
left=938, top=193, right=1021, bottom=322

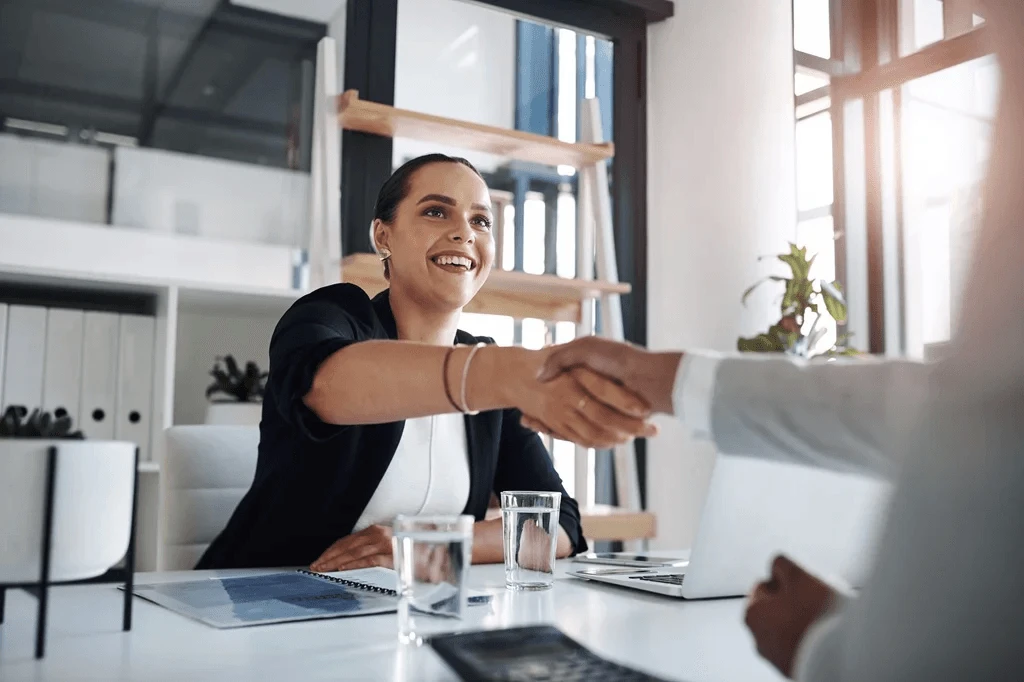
left=158, top=425, right=260, bottom=571
left=0, top=440, right=136, bottom=584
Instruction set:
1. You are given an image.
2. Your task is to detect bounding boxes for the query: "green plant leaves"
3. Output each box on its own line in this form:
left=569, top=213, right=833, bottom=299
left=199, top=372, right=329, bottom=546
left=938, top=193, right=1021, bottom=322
left=778, top=243, right=812, bottom=282
left=737, top=322, right=797, bottom=353
left=739, top=242, right=851, bottom=358
left=820, top=280, right=848, bottom=324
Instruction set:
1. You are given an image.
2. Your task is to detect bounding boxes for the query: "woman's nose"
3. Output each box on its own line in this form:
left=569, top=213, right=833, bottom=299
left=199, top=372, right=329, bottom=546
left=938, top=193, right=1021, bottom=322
left=448, top=219, right=475, bottom=243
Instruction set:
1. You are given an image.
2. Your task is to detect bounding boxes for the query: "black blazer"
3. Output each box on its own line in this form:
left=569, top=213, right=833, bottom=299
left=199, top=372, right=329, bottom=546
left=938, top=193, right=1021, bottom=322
left=196, top=284, right=587, bottom=569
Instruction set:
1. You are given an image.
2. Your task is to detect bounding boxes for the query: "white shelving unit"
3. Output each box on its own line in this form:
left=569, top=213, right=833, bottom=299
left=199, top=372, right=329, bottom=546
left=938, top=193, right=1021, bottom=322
left=0, top=212, right=308, bottom=570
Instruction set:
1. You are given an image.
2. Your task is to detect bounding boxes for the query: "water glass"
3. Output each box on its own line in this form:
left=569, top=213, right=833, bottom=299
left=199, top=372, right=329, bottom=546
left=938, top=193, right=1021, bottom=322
left=500, top=491, right=562, bottom=590
left=391, top=514, right=474, bottom=645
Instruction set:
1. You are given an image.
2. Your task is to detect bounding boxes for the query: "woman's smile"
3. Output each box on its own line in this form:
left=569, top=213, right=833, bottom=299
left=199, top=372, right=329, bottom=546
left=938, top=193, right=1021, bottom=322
left=429, top=251, right=478, bottom=274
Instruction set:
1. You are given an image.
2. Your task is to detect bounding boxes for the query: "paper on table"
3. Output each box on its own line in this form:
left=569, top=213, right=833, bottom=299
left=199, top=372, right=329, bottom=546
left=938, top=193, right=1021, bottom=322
left=130, top=572, right=398, bottom=629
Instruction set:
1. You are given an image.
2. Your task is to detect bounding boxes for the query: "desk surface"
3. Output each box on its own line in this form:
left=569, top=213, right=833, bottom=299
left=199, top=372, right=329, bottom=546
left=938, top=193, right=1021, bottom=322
left=0, top=561, right=783, bottom=682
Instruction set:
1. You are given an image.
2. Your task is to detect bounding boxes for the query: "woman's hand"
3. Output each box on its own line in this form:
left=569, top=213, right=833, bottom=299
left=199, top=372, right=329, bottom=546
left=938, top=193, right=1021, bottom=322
left=310, top=524, right=393, bottom=573
left=509, top=351, right=659, bottom=448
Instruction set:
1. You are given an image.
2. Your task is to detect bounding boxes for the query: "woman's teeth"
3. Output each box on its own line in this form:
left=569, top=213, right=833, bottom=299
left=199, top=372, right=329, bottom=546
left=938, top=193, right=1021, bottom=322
left=433, top=255, right=473, bottom=270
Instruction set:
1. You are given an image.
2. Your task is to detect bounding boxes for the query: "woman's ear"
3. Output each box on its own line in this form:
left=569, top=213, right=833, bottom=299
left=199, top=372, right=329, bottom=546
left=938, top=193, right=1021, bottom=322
left=371, top=218, right=391, bottom=257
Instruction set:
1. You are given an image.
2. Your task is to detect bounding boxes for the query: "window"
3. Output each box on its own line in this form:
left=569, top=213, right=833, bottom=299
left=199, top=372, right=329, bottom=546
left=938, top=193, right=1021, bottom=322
left=900, top=56, right=997, bottom=357
left=792, top=0, right=841, bottom=356
left=902, top=0, right=987, bottom=56
left=0, top=0, right=322, bottom=170
left=825, top=0, right=998, bottom=357
left=793, top=0, right=832, bottom=58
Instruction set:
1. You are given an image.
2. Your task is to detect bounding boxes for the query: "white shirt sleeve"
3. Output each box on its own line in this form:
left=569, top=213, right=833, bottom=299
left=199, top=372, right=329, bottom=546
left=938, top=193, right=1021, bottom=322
left=670, top=350, right=723, bottom=441
left=670, top=350, right=929, bottom=480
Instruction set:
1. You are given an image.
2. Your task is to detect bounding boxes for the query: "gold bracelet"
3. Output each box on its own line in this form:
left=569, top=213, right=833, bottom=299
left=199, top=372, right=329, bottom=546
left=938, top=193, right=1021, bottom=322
left=459, top=342, right=487, bottom=415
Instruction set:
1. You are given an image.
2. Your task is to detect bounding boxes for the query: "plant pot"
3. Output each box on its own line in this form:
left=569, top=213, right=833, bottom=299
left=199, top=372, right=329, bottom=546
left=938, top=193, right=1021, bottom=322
left=204, top=402, right=262, bottom=426
left=0, top=438, right=136, bottom=584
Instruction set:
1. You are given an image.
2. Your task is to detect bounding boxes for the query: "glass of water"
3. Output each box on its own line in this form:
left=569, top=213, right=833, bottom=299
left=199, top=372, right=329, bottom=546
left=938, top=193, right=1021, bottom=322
left=391, top=514, right=474, bottom=645
left=501, top=491, right=562, bottom=590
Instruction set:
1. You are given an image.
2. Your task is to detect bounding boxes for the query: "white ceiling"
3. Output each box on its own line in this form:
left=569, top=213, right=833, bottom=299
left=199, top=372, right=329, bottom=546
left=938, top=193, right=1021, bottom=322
left=229, top=0, right=345, bottom=22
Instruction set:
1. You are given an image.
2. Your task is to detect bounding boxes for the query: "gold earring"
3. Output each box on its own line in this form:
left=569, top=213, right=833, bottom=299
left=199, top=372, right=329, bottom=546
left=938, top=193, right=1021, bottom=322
left=379, top=248, right=391, bottom=262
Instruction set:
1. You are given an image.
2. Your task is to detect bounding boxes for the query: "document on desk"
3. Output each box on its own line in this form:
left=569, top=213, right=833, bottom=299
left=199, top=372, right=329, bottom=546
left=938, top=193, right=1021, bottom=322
left=130, top=568, right=492, bottom=629
left=131, top=571, right=399, bottom=628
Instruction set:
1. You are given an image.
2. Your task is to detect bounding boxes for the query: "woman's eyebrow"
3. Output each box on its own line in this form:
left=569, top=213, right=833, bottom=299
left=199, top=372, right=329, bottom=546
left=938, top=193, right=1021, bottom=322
left=417, top=194, right=492, bottom=213
left=417, top=193, right=456, bottom=206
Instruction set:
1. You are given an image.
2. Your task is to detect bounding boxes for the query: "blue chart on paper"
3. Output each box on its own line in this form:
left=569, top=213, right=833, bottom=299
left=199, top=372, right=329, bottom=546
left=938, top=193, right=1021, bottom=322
left=131, top=572, right=398, bottom=628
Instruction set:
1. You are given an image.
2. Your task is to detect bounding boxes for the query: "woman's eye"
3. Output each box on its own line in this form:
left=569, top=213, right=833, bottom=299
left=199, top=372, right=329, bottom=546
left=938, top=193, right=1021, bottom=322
left=473, top=216, right=493, bottom=230
left=424, top=207, right=446, bottom=218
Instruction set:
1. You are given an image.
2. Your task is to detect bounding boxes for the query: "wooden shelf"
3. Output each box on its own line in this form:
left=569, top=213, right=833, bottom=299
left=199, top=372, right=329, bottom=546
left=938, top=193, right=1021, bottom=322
left=579, top=505, right=656, bottom=542
left=341, top=253, right=629, bottom=324
left=337, top=90, right=614, bottom=169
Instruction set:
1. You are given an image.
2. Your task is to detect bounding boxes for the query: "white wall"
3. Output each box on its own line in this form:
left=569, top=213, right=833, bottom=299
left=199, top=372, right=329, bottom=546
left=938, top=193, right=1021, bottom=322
left=646, top=0, right=798, bottom=549
left=393, top=0, right=515, bottom=172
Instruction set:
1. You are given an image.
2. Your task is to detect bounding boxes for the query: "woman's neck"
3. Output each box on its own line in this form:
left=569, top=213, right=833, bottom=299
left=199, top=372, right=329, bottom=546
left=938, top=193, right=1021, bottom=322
left=389, top=288, right=461, bottom=345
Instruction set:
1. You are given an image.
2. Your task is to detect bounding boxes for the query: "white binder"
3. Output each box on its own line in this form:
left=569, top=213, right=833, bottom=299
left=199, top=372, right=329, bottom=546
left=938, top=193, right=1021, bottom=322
left=42, top=307, right=85, bottom=426
left=114, top=314, right=155, bottom=460
left=1, top=305, right=47, bottom=412
left=80, top=311, right=120, bottom=440
left=0, top=303, right=7, bottom=410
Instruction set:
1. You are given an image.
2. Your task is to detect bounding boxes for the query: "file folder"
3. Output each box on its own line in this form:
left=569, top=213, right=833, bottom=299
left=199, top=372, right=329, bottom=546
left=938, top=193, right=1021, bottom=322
left=80, top=311, right=120, bottom=440
left=42, top=307, right=85, bottom=425
left=2, top=305, right=47, bottom=411
left=115, top=314, right=155, bottom=460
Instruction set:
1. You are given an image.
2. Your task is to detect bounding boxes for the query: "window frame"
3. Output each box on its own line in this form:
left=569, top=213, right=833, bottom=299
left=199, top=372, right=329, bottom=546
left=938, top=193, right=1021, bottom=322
left=827, top=0, right=995, bottom=354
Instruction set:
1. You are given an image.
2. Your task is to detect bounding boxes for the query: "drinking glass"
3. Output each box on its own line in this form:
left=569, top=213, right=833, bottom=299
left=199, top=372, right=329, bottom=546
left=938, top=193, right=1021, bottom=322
left=391, top=514, right=474, bottom=645
left=500, top=491, right=561, bottom=590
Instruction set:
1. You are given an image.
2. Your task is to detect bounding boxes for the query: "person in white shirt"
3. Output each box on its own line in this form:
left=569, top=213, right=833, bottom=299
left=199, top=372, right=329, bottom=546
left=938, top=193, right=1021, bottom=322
left=532, top=1, right=1024, bottom=679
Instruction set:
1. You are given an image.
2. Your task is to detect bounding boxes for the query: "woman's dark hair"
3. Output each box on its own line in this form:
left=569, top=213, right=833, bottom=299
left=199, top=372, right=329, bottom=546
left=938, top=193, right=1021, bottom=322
left=372, top=153, right=484, bottom=278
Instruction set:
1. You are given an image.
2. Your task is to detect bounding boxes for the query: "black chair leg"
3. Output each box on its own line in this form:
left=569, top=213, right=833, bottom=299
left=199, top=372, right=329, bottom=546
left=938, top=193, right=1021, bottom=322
left=123, top=446, right=140, bottom=632
left=35, top=446, right=58, bottom=659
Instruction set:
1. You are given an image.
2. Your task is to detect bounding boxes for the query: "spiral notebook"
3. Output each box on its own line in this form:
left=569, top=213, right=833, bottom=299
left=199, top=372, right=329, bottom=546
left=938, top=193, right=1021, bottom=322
left=130, top=567, right=492, bottom=629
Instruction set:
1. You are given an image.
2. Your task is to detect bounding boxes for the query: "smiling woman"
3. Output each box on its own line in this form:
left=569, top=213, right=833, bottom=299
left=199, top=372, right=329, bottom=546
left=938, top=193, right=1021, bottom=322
left=195, top=153, right=658, bottom=573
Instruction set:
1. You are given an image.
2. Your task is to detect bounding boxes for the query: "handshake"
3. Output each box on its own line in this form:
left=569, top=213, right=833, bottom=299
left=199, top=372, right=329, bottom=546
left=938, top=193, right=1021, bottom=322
left=503, top=337, right=684, bottom=449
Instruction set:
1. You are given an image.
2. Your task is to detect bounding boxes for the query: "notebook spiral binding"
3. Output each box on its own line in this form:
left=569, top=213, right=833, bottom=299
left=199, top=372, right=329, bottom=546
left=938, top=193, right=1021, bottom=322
left=296, top=569, right=398, bottom=596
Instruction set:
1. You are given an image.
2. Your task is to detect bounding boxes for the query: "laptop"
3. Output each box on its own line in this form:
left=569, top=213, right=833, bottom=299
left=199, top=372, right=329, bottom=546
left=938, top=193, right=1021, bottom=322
left=568, top=453, right=892, bottom=599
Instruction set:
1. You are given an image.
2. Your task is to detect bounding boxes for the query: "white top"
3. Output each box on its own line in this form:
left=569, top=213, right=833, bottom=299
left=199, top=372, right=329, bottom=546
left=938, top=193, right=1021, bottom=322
left=352, top=413, right=470, bottom=532
left=669, top=14, right=1024, bottom=676
left=0, top=562, right=781, bottom=681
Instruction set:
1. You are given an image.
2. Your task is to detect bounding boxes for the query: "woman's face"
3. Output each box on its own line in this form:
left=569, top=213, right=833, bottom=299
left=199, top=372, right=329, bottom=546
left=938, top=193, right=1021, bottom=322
left=375, top=162, right=495, bottom=311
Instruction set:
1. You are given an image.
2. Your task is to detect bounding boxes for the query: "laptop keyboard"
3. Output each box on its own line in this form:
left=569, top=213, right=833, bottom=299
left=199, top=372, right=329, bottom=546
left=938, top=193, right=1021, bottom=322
left=629, top=574, right=685, bottom=586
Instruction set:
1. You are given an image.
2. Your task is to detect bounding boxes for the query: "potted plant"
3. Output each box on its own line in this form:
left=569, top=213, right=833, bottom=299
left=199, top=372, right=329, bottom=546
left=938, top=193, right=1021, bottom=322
left=0, top=405, right=137, bottom=655
left=738, top=242, right=857, bottom=358
left=203, top=355, right=267, bottom=426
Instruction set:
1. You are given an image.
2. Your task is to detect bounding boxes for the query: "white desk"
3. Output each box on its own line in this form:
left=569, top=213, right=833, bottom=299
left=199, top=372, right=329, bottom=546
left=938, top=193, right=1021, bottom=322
left=0, top=562, right=783, bottom=682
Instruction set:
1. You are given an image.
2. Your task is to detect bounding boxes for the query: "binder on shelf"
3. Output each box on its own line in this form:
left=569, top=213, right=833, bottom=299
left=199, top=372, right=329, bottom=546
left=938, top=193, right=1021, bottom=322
left=1, top=305, right=47, bottom=412
left=114, top=314, right=155, bottom=460
left=42, top=308, right=85, bottom=425
left=0, top=303, right=7, bottom=410
left=80, top=311, right=120, bottom=440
